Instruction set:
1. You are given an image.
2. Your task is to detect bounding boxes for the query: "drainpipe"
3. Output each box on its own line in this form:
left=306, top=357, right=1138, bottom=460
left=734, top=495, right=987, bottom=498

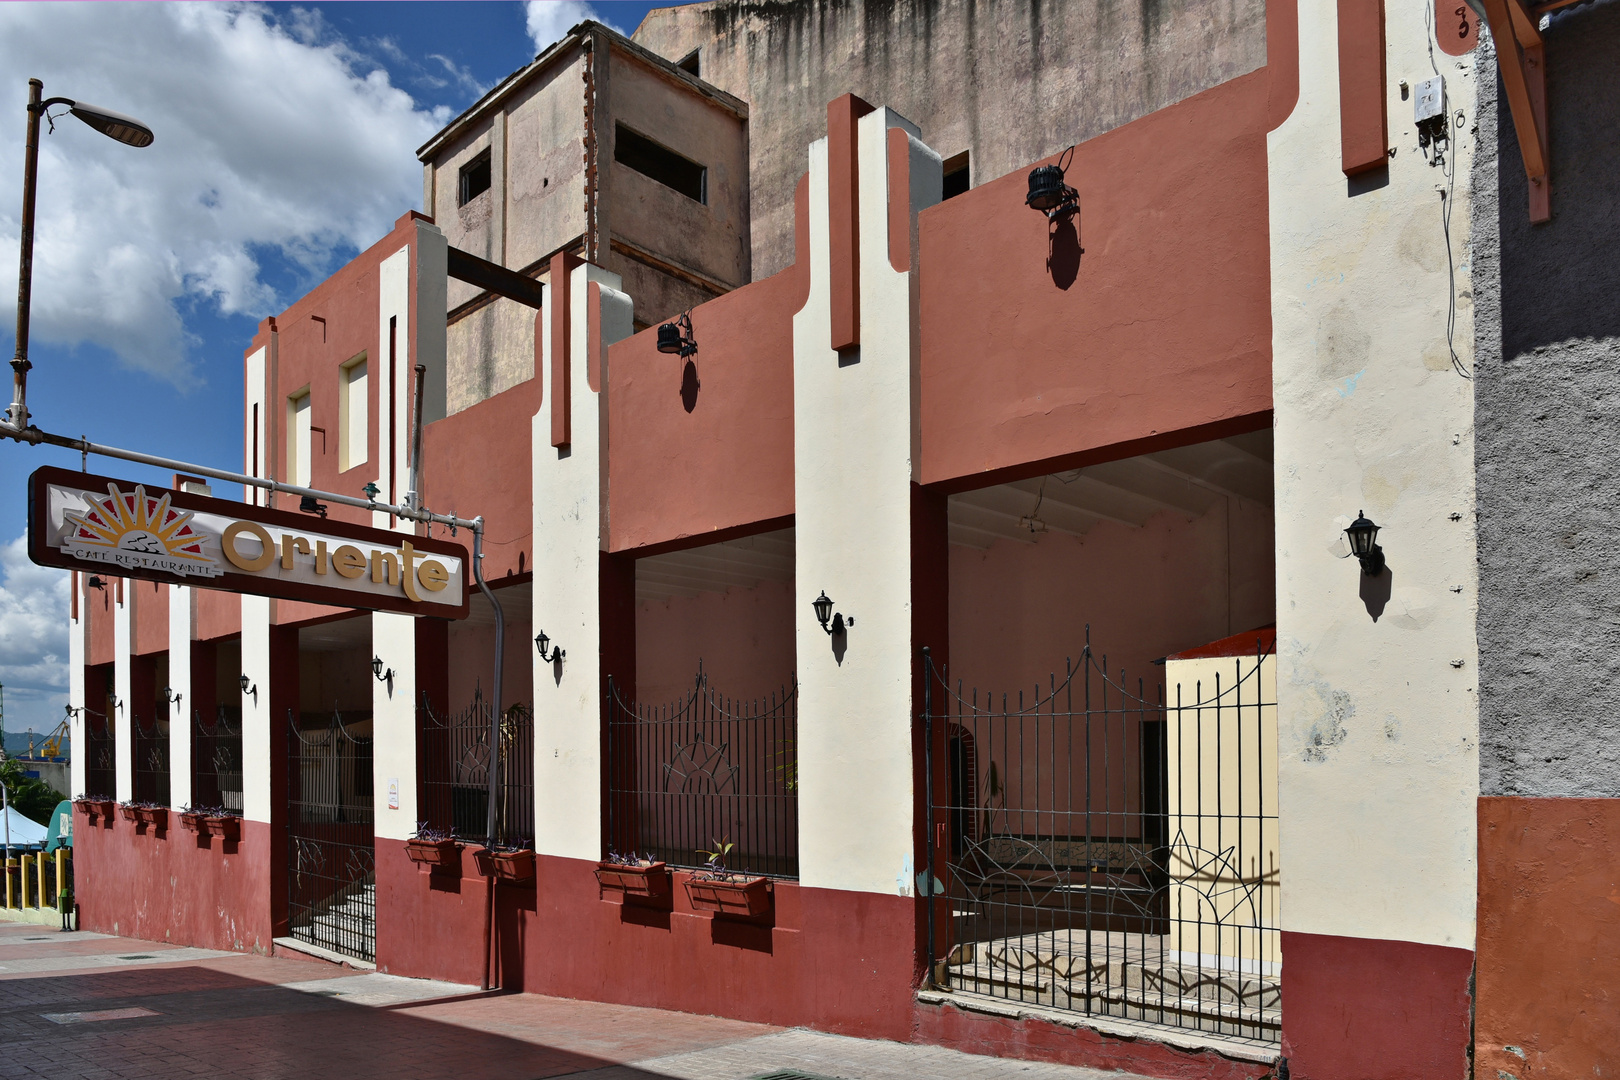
left=471, top=522, right=504, bottom=990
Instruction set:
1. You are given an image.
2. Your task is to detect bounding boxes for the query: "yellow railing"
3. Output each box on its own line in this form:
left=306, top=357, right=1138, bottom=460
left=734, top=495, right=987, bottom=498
left=3, top=850, right=69, bottom=912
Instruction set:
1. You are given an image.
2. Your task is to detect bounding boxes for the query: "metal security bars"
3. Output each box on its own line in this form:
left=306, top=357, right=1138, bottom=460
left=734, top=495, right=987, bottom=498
left=287, top=709, right=375, bottom=963
left=132, top=712, right=169, bottom=806
left=419, top=692, right=534, bottom=847
left=606, top=665, right=798, bottom=878
left=193, top=706, right=244, bottom=813
left=923, top=633, right=1279, bottom=1045
left=82, top=707, right=115, bottom=797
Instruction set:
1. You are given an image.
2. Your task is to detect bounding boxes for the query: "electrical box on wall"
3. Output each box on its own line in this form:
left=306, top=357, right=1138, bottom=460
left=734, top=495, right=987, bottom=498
left=1415, top=75, right=1448, bottom=149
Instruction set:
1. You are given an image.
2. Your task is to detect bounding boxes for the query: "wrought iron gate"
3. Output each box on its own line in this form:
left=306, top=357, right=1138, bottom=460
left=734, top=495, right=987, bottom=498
left=606, top=665, right=799, bottom=877
left=287, top=709, right=374, bottom=963
left=419, top=692, right=535, bottom=846
left=194, top=706, right=244, bottom=813
left=923, top=632, right=1279, bottom=1046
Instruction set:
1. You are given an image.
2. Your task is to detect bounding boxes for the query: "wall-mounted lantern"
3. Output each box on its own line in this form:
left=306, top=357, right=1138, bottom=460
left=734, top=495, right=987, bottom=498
left=1345, top=511, right=1386, bottom=575
left=534, top=630, right=565, bottom=664
left=811, top=590, right=854, bottom=635
left=1026, top=146, right=1079, bottom=222
left=86, top=574, right=105, bottom=590
left=657, top=311, right=697, bottom=360
left=299, top=494, right=328, bottom=517
left=371, top=656, right=394, bottom=683
left=108, top=694, right=123, bottom=713
left=239, top=674, right=257, bottom=702
left=161, top=686, right=182, bottom=706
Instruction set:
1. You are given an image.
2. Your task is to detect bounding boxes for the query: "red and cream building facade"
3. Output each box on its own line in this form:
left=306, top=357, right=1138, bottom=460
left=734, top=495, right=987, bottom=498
left=59, top=3, right=1617, bottom=1077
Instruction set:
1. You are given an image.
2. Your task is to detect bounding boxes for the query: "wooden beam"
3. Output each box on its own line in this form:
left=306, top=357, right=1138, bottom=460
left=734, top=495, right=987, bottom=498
left=1508, top=0, right=1542, bottom=46
left=1480, top=0, right=1551, bottom=223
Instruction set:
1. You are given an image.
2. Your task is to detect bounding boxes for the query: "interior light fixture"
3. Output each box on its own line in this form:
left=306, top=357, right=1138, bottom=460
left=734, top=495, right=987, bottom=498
left=1344, top=511, right=1386, bottom=575
left=534, top=630, right=564, bottom=664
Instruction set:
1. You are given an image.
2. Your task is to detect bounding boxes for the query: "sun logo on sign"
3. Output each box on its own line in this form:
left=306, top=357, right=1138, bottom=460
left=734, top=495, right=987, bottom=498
left=62, top=483, right=221, bottom=577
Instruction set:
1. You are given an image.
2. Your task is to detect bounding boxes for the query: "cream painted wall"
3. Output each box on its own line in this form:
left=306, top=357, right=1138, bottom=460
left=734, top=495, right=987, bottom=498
left=167, top=585, right=193, bottom=810
left=1269, top=2, right=1479, bottom=949
left=113, top=582, right=133, bottom=803
left=376, top=248, right=409, bottom=531
left=792, top=110, right=941, bottom=897
left=240, top=594, right=272, bottom=824
left=69, top=578, right=86, bottom=799
left=531, top=264, right=634, bottom=861
left=245, top=346, right=267, bottom=507
left=372, top=612, right=417, bottom=839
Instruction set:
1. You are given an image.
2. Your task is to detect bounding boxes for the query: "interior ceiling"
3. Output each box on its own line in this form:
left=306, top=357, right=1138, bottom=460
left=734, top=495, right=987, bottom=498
left=947, top=431, right=1273, bottom=551
left=297, top=615, right=371, bottom=652
left=636, top=528, right=795, bottom=603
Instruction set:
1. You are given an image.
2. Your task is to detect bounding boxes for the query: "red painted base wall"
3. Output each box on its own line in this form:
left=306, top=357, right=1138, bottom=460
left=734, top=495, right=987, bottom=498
left=1280, top=931, right=1473, bottom=1080
left=1476, top=796, right=1620, bottom=1080
left=73, top=811, right=273, bottom=954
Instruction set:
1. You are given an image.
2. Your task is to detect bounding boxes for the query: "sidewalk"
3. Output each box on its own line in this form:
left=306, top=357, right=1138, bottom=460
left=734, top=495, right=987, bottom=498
left=0, top=917, right=1149, bottom=1080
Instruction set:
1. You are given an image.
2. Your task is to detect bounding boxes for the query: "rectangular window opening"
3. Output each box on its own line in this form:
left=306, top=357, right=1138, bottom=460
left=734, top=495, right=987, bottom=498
left=339, top=354, right=368, bottom=472
left=458, top=148, right=491, bottom=206
left=942, top=151, right=971, bottom=200
left=676, top=49, right=700, bottom=77
left=614, top=124, right=706, bottom=204
left=287, top=389, right=312, bottom=489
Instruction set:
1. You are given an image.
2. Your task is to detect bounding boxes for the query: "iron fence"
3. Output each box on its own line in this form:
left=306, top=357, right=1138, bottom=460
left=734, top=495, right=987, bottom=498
left=419, top=692, right=534, bottom=847
left=606, top=664, right=798, bottom=878
left=132, top=712, right=169, bottom=807
left=193, top=706, right=244, bottom=813
left=82, top=707, right=115, bottom=798
left=287, top=709, right=374, bottom=963
left=923, top=631, right=1279, bottom=1045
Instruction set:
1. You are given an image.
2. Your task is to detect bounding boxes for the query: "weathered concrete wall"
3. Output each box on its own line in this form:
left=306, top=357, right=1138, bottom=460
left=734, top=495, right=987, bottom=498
left=634, top=0, right=1267, bottom=279
left=1473, top=1, right=1620, bottom=799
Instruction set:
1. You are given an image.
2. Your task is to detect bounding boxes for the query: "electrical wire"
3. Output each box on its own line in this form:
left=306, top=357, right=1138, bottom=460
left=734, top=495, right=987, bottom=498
left=1425, top=0, right=1472, bottom=380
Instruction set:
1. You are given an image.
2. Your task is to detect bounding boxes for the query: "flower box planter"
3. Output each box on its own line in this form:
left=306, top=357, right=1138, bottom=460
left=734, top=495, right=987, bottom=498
left=180, top=812, right=206, bottom=834
left=76, top=799, right=114, bottom=826
left=490, top=850, right=535, bottom=883
left=118, top=803, right=140, bottom=824
left=203, top=815, right=241, bottom=841
left=683, top=875, right=771, bottom=919
left=136, top=806, right=168, bottom=831
left=595, top=860, right=671, bottom=905
left=405, top=838, right=460, bottom=870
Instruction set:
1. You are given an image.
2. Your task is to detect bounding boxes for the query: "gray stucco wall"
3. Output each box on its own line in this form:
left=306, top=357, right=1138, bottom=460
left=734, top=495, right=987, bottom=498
left=635, top=0, right=1267, bottom=280
left=1473, top=0, right=1620, bottom=797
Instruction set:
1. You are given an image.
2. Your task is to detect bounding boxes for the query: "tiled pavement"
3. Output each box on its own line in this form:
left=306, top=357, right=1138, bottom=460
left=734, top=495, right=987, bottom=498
left=0, top=918, right=1148, bottom=1080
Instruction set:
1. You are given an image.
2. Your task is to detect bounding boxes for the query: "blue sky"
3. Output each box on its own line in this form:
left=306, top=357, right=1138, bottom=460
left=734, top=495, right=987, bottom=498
left=0, top=1, right=672, bottom=734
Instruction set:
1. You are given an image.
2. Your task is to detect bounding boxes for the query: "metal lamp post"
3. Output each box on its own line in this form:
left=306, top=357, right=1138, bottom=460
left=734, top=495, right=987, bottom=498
left=11, top=78, right=154, bottom=429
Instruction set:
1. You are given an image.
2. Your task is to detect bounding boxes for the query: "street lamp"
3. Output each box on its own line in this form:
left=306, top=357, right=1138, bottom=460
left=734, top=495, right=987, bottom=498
left=9, top=79, right=154, bottom=431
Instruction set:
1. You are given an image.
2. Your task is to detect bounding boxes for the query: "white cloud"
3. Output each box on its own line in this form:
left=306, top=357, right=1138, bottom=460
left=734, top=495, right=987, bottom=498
left=0, top=533, right=69, bottom=733
left=525, top=1, right=623, bottom=54
left=0, top=3, right=449, bottom=386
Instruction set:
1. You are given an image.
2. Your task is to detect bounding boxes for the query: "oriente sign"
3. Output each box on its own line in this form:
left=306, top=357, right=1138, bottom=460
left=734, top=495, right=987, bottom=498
left=28, top=466, right=469, bottom=618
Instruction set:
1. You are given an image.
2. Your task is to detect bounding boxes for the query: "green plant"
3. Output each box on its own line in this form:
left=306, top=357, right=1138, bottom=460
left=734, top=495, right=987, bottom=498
left=694, top=837, right=739, bottom=881
left=2, top=757, right=64, bottom=823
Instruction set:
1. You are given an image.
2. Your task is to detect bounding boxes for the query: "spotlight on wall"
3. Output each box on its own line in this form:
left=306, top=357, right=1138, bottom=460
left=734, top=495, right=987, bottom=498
left=371, top=656, right=394, bottom=683
left=1026, top=145, right=1079, bottom=222
left=811, top=590, right=854, bottom=636
left=239, top=674, right=257, bottom=702
left=86, top=575, right=105, bottom=590
left=534, top=630, right=564, bottom=664
left=161, top=686, right=182, bottom=706
left=1344, top=511, right=1386, bottom=575
left=299, top=494, right=328, bottom=517
left=656, top=311, right=697, bottom=360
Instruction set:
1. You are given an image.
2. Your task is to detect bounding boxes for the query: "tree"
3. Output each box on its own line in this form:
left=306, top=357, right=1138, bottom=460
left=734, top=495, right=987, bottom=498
left=0, top=757, right=66, bottom=824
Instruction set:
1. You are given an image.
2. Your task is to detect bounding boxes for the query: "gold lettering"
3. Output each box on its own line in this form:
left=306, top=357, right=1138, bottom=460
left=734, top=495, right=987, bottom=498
left=222, top=521, right=275, bottom=572
left=371, top=550, right=399, bottom=586
left=400, top=541, right=421, bottom=602
left=418, top=559, right=448, bottom=592
left=332, top=545, right=366, bottom=579
left=280, top=535, right=310, bottom=570
left=314, top=539, right=327, bottom=575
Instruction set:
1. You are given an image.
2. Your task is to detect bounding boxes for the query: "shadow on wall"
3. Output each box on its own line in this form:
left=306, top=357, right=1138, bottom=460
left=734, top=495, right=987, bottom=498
left=1498, top=2, right=1620, bottom=357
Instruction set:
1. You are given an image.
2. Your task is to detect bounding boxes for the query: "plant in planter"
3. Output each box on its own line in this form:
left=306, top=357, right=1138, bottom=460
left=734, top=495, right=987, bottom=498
left=594, top=849, right=672, bottom=904
left=133, top=802, right=168, bottom=831
left=203, top=809, right=241, bottom=841
left=180, top=806, right=207, bottom=833
left=74, top=794, right=115, bottom=825
left=487, top=844, right=536, bottom=883
left=682, top=837, right=770, bottom=919
left=117, top=800, right=141, bottom=824
left=404, top=824, right=460, bottom=870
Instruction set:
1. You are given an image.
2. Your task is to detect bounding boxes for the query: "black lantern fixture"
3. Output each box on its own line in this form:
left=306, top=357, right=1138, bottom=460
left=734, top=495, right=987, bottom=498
left=534, top=630, right=564, bottom=664
left=656, top=311, right=697, bottom=360
left=371, top=656, right=394, bottom=683
left=86, top=575, right=105, bottom=590
left=1344, top=511, right=1385, bottom=575
left=811, top=590, right=853, bottom=635
left=239, top=674, right=256, bottom=701
left=1026, top=146, right=1079, bottom=222
left=299, top=494, right=328, bottom=517
left=161, top=686, right=182, bottom=706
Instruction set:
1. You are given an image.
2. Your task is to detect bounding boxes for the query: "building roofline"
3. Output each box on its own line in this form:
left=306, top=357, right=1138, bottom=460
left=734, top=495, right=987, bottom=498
left=416, top=19, right=746, bottom=163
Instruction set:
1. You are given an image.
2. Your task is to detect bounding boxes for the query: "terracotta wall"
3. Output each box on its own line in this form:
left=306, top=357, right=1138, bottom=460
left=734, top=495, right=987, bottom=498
left=133, top=579, right=169, bottom=657
left=446, top=596, right=535, bottom=713
left=87, top=580, right=115, bottom=667
left=635, top=578, right=796, bottom=706
left=917, top=70, right=1275, bottom=488
left=195, top=589, right=241, bottom=643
